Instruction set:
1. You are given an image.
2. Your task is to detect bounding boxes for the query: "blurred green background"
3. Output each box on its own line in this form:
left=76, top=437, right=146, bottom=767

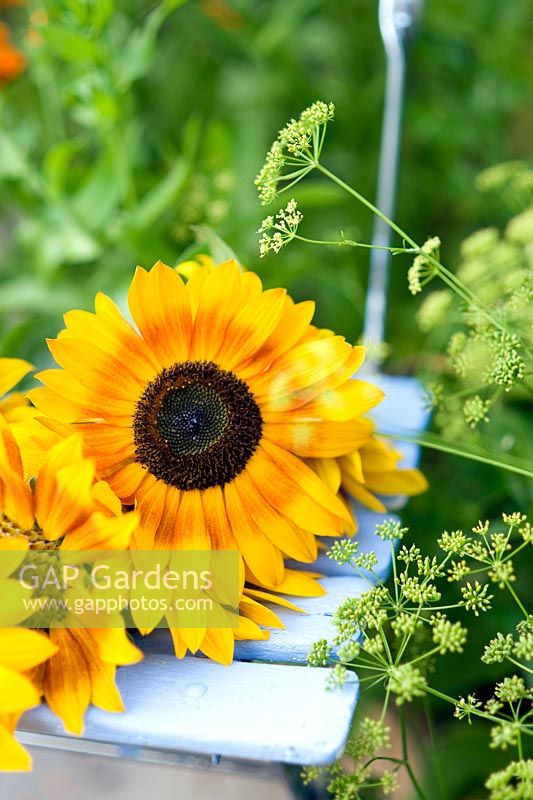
left=1, top=0, right=531, bottom=357
left=0, top=2, right=531, bottom=796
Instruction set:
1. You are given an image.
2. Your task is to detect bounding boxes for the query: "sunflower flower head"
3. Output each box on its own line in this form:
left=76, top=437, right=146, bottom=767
left=31, top=259, right=383, bottom=594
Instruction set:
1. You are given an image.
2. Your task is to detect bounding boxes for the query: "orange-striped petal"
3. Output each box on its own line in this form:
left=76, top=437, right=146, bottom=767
left=128, top=262, right=192, bottom=366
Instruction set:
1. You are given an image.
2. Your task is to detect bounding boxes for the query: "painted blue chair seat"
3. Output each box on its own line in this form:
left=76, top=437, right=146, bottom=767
left=18, top=375, right=429, bottom=767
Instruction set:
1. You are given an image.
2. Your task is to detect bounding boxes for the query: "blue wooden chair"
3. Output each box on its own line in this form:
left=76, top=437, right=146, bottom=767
left=17, top=0, right=426, bottom=786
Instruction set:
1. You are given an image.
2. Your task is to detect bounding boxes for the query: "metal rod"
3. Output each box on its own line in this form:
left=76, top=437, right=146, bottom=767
left=363, top=0, right=423, bottom=358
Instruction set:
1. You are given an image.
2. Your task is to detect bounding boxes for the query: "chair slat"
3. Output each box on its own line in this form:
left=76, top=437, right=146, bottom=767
left=20, top=656, right=359, bottom=766
left=137, top=575, right=371, bottom=664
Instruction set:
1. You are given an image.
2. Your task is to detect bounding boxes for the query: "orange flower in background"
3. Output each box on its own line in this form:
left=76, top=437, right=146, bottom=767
left=201, top=0, right=244, bottom=31
left=0, top=23, right=25, bottom=87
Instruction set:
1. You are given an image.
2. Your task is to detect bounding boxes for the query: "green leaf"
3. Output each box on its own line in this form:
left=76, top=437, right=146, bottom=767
left=0, top=133, right=42, bottom=195
left=42, top=139, right=84, bottom=198
left=190, top=226, right=241, bottom=266
left=39, top=24, right=101, bottom=63
left=122, top=156, right=189, bottom=233
left=71, top=150, right=123, bottom=231
left=114, top=1, right=187, bottom=89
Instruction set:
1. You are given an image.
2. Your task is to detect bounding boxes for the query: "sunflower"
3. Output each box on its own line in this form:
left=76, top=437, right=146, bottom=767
left=0, top=420, right=142, bottom=735
left=30, top=259, right=384, bottom=586
left=308, top=431, right=428, bottom=527
left=0, top=629, right=57, bottom=771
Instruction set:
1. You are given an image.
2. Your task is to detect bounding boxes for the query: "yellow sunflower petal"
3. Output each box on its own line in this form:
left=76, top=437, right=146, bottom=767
left=263, top=417, right=372, bottom=458
left=365, top=468, right=429, bottom=496
left=94, top=292, right=160, bottom=375
left=219, top=288, right=288, bottom=370
left=339, top=451, right=365, bottom=484
left=0, top=392, right=35, bottom=422
left=134, top=475, right=166, bottom=549
left=271, top=379, right=384, bottom=422
left=238, top=299, right=315, bottom=381
left=233, top=616, right=270, bottom=641
left=173, top=489, right=211, bottom=550
left=89, top=661, right=124, bottom=713
left=0, top=665, right=41, bottom=712
left=30, top=369, right=133, bottom=423
left=0, top=417, right=34, bottom=530
left=91, top=480, right=122, bottom=517
left=62, top=301, right=156, bottom=386
left=128, top=262, right=192, bottom=366
left=360, top=437, right=402, bottom=472
left=243, top=586, right=305, bottom=613
left=0, top=629, right=58, bottom=671
left=252, top=336, right=355, bottom=408
left=174, top=625, right=206, bottom=655
left=62, top=509, right=138, bottom=550
left=73, top=630, right=125, bottom=713
left=0, top=721, right=32, bottom=771
left=103, top=461, right=145, bottom=503
left=198, top=627, right=234, bottom=666
left=200, top=486, right=237, bottom=549
left=224, top=480, right=285, bottom=586
left=168, top=627, right=188, bottom=659
left=232, top=470, right=318, bottom=562
left=47, top=337, right=144, bottom=404
left=0, top=358, right=33, bottom=398
left=239, top=595, right=284, bottom=629
left=152, top=484, right=182, bottom=548
left=90, top=629, right=143, bottom=666
left=255, top=439, right=353, bottom=530
left=341, top=476, right=387, bottom=513
left=43, top=629, right=92, bottom=735
left=307, top=457, right=342, bottom=494
left=189, top=260, right=243, bottom=361
left=37, top=455, right=95, bottom=541
left=248, top=568, right=326, bottom=598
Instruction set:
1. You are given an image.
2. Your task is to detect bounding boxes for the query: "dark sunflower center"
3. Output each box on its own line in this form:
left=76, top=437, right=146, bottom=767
left=133, top=361, right=263, bottom=490
left=157, top=384, right=229, bottom=457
